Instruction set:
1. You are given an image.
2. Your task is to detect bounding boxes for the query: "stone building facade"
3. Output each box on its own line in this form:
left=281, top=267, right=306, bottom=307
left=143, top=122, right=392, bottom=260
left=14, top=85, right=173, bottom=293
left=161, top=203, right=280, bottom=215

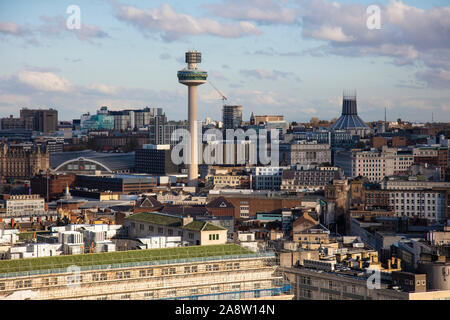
left=0, top=144, right=49, bottom=179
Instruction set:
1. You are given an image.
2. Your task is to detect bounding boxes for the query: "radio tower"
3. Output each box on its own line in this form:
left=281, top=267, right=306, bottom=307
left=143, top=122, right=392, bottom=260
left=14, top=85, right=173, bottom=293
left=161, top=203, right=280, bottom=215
left=177, top=51, right=208, bottom=187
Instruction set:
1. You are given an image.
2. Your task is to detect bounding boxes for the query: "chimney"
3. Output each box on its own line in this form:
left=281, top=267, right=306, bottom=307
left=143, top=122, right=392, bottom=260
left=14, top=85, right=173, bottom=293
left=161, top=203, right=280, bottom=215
left=182, top=216, right=193, bottom=226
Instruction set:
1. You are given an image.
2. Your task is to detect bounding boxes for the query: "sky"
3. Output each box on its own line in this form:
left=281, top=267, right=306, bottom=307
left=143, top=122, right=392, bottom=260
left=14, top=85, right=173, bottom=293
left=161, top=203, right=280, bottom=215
left=0, top=0, right=449, bottom=123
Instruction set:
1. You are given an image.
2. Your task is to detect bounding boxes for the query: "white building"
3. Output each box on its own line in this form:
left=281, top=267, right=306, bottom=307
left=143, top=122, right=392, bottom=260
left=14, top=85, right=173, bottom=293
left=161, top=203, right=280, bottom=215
left=388, top=189, right=446, bottom=223
left=0, top=229, right=19, bottom=245
left=1, top=195, right=45, bottom=217
left=234, top=232, right=258, bottom=252
left=334, top=147, right=414, bottom=182
left=137, top=236, right=182, bottom=249
left=7, top=243, right=63, bottom=260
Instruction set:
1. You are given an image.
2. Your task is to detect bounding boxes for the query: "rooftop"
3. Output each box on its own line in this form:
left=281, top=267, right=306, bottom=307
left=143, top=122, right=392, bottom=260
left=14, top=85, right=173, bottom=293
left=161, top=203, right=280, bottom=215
left=126, top=212, right=182, bottom=227
left=0, top=244, right=252, bottom=274
left=126, top=212, right=227, bottom=231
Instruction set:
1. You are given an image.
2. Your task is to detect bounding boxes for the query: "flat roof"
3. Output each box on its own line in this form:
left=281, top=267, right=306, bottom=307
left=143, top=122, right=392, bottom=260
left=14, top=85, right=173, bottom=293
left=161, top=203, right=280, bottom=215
left=0, top=244, right=252, bottom=274
left=126, top=212, right=227, bottom=231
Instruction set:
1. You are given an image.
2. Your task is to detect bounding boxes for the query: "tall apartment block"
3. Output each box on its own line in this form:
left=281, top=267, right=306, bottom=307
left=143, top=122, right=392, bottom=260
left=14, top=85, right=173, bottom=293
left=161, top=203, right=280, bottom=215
left=223, top=105, right=243, bottom=130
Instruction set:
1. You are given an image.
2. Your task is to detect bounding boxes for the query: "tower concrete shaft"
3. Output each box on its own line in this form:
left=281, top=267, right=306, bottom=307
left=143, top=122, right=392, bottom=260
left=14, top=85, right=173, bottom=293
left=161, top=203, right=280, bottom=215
left=188, top=85, right=198, bottom=187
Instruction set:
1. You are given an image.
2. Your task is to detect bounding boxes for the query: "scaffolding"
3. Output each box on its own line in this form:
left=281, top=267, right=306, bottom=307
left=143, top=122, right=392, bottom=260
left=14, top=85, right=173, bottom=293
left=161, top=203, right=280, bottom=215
left=0, top=244, right=293, bottom=300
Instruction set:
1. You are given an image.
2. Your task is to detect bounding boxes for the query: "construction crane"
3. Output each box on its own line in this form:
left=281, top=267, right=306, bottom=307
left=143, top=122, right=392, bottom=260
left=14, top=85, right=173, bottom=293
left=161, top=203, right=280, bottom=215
left=208, top=81, right=228, bottom=106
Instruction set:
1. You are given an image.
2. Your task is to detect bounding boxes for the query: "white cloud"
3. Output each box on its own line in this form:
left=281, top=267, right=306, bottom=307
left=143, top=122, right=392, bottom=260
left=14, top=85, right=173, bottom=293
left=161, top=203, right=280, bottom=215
left=113, top=2, right=260, bottom=41
left=0, top=22, right=22, bottom=35
left=16, top=71, right=72, bottom=92
left=309, top=26, right=354, bottom=42
left=204, top=0, right=298, bottom=25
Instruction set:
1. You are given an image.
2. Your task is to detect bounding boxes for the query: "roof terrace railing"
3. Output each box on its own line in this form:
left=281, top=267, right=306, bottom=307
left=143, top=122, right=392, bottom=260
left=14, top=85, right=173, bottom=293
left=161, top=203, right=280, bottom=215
left=0, top=252, right=275, bottom=280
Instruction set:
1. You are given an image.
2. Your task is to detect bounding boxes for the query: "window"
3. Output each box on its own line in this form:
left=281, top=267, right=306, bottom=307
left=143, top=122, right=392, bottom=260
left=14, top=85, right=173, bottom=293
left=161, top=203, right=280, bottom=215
left=123, top=272, right=131, bottom=279
left=184, top=267, right=191, bottom=274
left=121, top=294, right=131, bottom=300
left=169, top=268, right=176, bottom=274
left=162, top=268, right=169, bottom=275
left=211, top=286, right=220, bottom=292
left=115, top=272, right=123, bottom=279
left=144, top=292, right=154, bottom=298
left=167, top=290, right=177, bottom=296
left=234, top=263, right=240, bottom=270
left=189, top=233, right=194, bottom=239
left=0, top=282, right=5, bottom=290
left=206, top=265, right=212, bottom=272
left=24, top=280, right=32, bottom=288
left=191, top=266, right=198, bottom=273
left=92, top=274, right=99, bottom=282
left=140, top=270, right=147, bottom=277
left=100, top=273, right=107, bottom=281
left=168, top=229, right=173, bottom=236
left=158, top=227, right=163, bottom=234
left=226, top=263, right=233, bottom=270
left=213, top=264, right=219, bottom=271
left=190, top=288, right=199, bottom=294
left=15, top=281, right=23, bottom=289
left=300, top=276, right=311, bottom=286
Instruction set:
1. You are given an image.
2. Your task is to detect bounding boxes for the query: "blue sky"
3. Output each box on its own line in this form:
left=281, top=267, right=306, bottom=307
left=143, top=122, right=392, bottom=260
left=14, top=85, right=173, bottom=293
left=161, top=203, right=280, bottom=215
left=0, top=0, right=449, bottom=123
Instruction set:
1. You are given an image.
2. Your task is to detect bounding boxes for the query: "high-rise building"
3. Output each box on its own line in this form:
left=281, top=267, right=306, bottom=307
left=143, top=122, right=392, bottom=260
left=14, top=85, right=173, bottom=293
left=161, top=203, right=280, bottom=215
left=223, top=105, right=243, bottom=129
left=135, top=145, right=180, bottom=175
left=1, top=109, right=57, bottom=133
left=20, top=109, right=58, bottom=133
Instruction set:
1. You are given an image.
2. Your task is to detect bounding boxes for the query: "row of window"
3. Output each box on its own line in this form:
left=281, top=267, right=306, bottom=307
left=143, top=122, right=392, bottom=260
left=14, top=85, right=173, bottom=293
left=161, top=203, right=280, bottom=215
left=0, top=262, right=248, bottom=291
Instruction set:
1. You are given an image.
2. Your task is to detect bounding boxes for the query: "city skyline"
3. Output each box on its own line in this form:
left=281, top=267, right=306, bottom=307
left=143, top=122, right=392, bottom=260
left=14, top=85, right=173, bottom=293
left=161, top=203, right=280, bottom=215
left=0, top=0, right=450, bottom=123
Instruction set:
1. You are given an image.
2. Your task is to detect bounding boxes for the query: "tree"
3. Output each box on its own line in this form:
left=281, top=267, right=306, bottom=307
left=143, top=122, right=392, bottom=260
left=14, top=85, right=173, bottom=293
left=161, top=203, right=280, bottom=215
left=310, top=117, right=319, bottom=127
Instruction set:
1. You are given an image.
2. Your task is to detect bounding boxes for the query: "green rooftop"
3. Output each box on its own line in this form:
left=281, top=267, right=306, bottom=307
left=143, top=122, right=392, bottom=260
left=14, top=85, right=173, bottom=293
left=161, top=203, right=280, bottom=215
left=126, top=212, right=227, bottom=232
left=202, top=223, right=227, bottom=232
left=126, top=212, right=182, bottom=227
left=0, top=244, right=253, bottom=274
